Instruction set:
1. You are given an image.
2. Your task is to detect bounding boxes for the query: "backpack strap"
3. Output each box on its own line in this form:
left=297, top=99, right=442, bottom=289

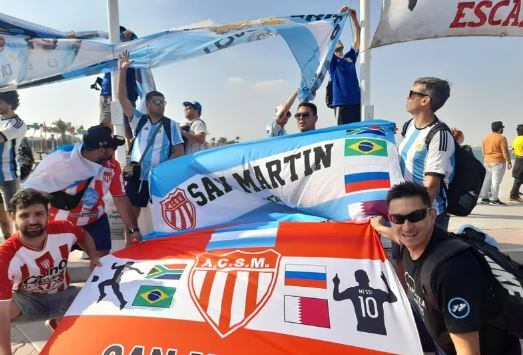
left=424, top=120, right=452, bottom=148
left=162, top=117, right=173, bottom=154
left=400, top=119, right=413, bottom=138
left=128, top=114, right=149, bottom=154
left=419, top=236, right=470, bottom=310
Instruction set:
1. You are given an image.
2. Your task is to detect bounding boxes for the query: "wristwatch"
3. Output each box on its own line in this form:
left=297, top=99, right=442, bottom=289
left=129, top=227, right=140, bottom=234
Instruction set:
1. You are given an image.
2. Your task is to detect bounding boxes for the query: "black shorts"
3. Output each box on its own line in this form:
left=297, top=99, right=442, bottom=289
left=126, top=180, right=150, bottom=208
left=336, top=104, right=361, bottom=125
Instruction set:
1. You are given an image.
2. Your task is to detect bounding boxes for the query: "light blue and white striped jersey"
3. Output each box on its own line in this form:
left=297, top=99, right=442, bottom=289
left=0, top=115, right=27, bottom=181
left=266, top=118, right=287, bottom=137
left=129, top=109, right=183, bottom=181
left=398, top=119, right=455, bottom=215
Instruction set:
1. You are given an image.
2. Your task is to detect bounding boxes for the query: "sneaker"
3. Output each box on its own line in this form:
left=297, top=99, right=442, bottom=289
left=45, top=319, right=58, bottom=331
left=479, top=198, right=490, bottom=204
left=489, top=199, right=506, bottom=206
left=510, top=197, right=523, bottom=203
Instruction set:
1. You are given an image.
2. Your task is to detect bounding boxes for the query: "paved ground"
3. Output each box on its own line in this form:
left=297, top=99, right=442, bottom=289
left=9, top=172, right=523, bottom=353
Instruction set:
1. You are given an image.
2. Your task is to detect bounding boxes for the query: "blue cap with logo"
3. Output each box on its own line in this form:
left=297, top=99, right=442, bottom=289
left=183, top=101, right=202, bottom=113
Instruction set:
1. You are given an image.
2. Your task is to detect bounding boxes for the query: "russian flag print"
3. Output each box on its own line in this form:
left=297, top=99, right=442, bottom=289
left=344, top=172, right=391, bottom=194
left=284, top=264, right=327, bottom=289
left=43, top=221, right=423, bottom=355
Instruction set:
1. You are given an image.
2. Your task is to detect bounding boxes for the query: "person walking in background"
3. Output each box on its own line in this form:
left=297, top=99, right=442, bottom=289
left=509, top=124, right=523, bottom=202
left=479, top=121, right=512, bottom=205
left=328, top=6, right=361, bottom=125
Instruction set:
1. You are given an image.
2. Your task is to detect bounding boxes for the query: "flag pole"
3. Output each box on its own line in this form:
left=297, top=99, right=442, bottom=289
left=107, top=0, right=126, bottom=165
left=360, top=0, right=373, bottom=121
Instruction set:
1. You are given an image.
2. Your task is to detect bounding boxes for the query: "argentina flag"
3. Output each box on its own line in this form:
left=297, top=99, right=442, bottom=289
left=0, top=13, right=347, bottom=101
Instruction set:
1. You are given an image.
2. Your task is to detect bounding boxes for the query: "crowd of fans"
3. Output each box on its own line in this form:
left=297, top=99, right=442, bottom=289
left=0, top=6, right=521, bottom=355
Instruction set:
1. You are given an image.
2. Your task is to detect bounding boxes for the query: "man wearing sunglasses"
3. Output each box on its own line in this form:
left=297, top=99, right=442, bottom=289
left=266, top=100, right=318, bottom=136
left=371, top=182, right=520, bottom=355
left=118, top=51, right=184, bottom=231
left=399, top=77, right=455, bottom=231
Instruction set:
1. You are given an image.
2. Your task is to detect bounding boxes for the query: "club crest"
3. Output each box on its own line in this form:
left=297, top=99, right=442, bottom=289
left=188, top=249, right=281, bottom=337
left=160, top=188, right=196, bottom=231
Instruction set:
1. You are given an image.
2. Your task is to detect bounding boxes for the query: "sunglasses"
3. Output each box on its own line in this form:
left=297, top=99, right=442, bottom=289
left=295, top=112, right=311, bottom=119
left=147, top=100, right=167, bottom=106
left=408, top=90, right=429, bottom=99
left=388, top=208, right=429, bottom=225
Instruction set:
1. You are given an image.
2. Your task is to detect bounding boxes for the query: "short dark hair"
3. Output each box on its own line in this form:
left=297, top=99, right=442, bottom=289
left=145, top=91, right=165, bottom=101
left=414, top=77, right=450, bottom=112
left=298, top=102, right=317, bottom=116
left=0, top=91, right=20, bottom=110
left=491, top=121, right=504, bottom=133
left=517, top=124, right=523, bottom=136
left=386, top=181, right=431, bottom=208
left=10, top=189, right=50, bottom=213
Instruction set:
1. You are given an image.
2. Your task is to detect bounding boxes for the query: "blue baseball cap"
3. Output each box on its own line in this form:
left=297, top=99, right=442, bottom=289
left=183, top=101, right=202, bottom=113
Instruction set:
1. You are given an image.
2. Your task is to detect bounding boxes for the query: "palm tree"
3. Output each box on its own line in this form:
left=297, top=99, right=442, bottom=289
left=51, top=119, right=73, bottom=144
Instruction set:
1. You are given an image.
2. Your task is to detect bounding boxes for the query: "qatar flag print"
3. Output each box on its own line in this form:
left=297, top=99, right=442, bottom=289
left=284, top=296, right=330, bottom=328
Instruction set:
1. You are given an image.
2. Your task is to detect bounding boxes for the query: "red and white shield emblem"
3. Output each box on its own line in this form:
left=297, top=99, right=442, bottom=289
left=160, top=188, right=196, bottom=231
left=189, top=249, right=281, bottom=337
left=103, top=171, right=112, bottom=183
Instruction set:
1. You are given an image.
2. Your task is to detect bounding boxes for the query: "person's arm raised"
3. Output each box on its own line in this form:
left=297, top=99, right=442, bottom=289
left=117, top=50, right=135, bottom=120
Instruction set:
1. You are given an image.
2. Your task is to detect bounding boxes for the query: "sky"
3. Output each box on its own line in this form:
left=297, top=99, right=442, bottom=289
left=1, top=0, right=522, bottom=146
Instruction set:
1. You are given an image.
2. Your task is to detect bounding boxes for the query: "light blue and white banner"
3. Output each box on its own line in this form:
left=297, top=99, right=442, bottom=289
left=150, top=120, right=403, bottom=234
left=0, top=14, right=347, bottom=101
left=0, top=11, right=107, bottom=39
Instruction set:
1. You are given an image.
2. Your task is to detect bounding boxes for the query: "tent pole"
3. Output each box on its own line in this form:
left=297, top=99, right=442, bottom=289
left=360, top=0, right=374, bottom=121
left=107, top=0, right=126, bottom=165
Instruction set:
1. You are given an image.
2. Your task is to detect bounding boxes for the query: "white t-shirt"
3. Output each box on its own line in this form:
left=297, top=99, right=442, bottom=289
left=184, top=118, right=208, bottom=154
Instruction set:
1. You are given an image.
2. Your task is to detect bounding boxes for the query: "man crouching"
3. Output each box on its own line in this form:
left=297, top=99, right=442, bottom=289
left=0, top=189, right=100, bottom=354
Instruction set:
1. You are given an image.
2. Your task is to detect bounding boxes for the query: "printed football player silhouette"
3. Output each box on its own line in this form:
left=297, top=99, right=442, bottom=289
left=408, top=0, right=418, bottom=11
left=332, top=270, right=397, bottom=335
left=97, top=261, right=144, bottom=310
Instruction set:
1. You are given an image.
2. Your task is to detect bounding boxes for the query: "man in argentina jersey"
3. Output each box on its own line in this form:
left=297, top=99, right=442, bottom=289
left=0, top=90, right=27, bottom=239
left=117, top=51, right=184, bottom=226
left=0, top=189, right=99, bottom=353
left=398, top=77, right=455, bottom=230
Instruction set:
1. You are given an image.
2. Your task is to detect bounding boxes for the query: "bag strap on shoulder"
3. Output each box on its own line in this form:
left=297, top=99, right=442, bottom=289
left=128, top=114, right=149, bottom=155
left=400, top=118, right=413, bottom=138
left=162, top=117, right=173, bottom=154
left=419, top=236, right=470, bottom=310
left=424, top=120, right=452, bottom=147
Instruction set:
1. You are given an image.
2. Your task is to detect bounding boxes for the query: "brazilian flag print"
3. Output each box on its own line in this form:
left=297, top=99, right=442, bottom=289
left=344, top=138, right=388, bottom=157
left=132, top=285, right=176, bottom=308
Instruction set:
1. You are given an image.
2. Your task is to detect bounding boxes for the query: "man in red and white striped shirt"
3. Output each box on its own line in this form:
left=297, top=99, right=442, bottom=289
left=0, top=189, right=100, bottom=353
left=25, top=125, right=142, bottom=257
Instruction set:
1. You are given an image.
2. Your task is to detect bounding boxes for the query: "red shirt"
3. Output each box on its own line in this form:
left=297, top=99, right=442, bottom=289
left=49, top=158, right=126, bottom=226
left=0, top=220, right=84, bottom=300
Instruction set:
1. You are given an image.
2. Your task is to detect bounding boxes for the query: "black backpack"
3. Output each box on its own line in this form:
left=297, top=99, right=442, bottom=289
left=419, top=227, right=523, bottom=338
left=401, top=119, right=486, bottom=216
